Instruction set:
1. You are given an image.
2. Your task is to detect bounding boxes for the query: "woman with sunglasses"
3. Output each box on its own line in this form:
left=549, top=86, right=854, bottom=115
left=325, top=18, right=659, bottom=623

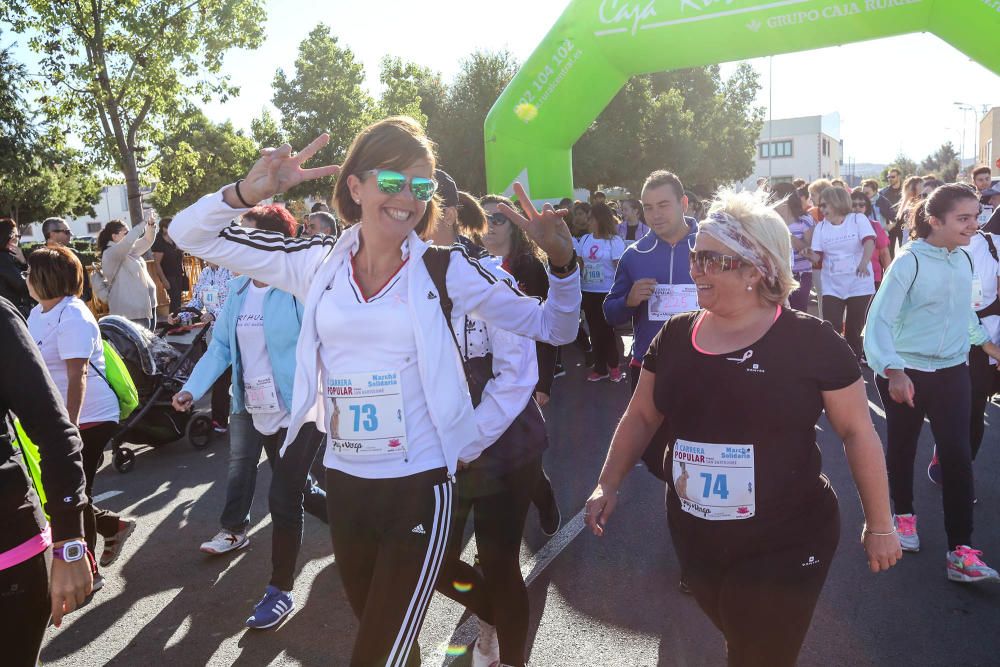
left=577, top=203, right=627, bottom=382
left=0, top=217, right=34, bottom=319
left=169, top=116, right=580, bottom=666
left=807, top=186, right=876, bottom=361
left=865, top=184, right=1000, bottom=583
left=851, top=190, right=891, bottom=291
left=585, top=189, right=899, bottom=667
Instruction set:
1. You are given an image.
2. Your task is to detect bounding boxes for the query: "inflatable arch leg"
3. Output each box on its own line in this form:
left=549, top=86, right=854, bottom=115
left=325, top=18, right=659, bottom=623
left=484, top=0, right=1000, bottom=201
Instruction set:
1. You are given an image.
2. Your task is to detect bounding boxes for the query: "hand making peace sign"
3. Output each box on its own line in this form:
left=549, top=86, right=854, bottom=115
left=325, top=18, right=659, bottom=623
left=228, top=134, right=342, bottom=206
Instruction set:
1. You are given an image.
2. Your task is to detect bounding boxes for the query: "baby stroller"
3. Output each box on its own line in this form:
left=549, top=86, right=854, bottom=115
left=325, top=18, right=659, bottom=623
left=98, top=312, right=214, bottom=473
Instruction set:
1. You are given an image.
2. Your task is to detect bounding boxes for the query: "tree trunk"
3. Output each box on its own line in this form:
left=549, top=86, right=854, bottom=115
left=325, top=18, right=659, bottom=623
left=121, top=148, right=145, bottom=228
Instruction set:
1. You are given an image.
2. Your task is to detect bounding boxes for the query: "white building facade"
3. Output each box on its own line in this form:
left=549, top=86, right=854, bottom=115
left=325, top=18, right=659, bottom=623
left=742, top=113, right=843, bottom=189
left=19, top=183, right=153, bottom=242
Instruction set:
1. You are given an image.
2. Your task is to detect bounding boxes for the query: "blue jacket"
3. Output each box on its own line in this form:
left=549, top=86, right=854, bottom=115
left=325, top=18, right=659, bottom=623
left=864, top=239, right=988, bottom=377
left=182, top=276, right=303, bottom=414
left=604, top=218, right=698, bottom=363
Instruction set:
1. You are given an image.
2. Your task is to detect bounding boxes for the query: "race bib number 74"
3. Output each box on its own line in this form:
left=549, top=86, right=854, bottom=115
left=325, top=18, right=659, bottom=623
left=672, top=439, right=755, bottom=521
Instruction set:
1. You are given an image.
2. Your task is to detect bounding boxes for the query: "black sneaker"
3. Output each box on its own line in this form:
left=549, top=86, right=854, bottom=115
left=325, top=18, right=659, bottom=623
left=552, top=364, right=566, bottom=379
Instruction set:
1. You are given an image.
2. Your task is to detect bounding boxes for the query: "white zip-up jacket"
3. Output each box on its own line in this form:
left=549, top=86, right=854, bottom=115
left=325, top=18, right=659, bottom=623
left=170, top=187, right=581, bottom=475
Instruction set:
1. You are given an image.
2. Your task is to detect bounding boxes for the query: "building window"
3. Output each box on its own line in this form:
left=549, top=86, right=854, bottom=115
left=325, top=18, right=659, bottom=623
left=822, top=138, right=829, bottom=157
left=760, top=140, right=793, bottom=159
left=987, top=139, right=993, bottom=164
left=87, top=222, right=102, bottom=234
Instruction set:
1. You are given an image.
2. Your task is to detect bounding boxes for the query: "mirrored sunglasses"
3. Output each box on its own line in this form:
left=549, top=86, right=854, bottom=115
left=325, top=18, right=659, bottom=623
left=362, top=169, right=437, bottom=202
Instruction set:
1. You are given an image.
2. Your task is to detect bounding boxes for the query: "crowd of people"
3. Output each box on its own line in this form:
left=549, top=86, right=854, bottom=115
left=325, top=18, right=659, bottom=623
left=3, top=112, right=1000, bottom=667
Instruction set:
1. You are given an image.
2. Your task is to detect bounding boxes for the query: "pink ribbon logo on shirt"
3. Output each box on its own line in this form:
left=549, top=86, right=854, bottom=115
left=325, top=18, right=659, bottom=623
left=588, top=245, right=599, bottom=260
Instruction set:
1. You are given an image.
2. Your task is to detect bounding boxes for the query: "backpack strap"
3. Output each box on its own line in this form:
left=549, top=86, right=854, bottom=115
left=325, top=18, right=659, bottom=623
left=422, top=246, right=474, bottom=390
left=979, top=231, right=999, bottom=263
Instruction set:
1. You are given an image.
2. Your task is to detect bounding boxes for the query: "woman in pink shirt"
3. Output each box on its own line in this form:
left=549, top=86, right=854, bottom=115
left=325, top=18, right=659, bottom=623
left=853, top=190, right=891, bottom=290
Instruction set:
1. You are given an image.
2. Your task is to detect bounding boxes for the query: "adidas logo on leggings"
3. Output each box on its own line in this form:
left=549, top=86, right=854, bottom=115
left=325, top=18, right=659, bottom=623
left=411, top=524, right=426, bottom=534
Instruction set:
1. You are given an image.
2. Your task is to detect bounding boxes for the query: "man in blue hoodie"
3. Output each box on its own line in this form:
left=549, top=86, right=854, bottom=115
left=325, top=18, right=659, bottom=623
left=603, top=170, right=697, bottom=479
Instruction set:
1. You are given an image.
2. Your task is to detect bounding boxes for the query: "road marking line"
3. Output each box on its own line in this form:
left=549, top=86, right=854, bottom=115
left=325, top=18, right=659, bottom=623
left=432, top=508, right=586, bottom=665
left=868, top=400, right=885, bottom=419
left=93, top=490, right=123, bottom=503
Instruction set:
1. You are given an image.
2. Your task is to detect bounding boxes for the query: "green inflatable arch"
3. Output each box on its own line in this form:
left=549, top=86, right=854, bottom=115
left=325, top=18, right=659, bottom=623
left=485, top=0, right=1000, bottom=200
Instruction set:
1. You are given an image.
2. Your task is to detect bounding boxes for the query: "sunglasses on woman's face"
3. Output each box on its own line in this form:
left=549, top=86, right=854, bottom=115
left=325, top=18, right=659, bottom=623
left=852, top=201, right=866, bottom=208
left=486, top=213, right=510, bottom=227
left=689, top=249, right=745, bottom=275
left=361, top=169, right=437, bottom=202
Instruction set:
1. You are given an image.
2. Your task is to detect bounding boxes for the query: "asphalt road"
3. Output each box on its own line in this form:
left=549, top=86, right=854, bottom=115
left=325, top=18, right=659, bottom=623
left=39, top=344, right=1000, bottom=666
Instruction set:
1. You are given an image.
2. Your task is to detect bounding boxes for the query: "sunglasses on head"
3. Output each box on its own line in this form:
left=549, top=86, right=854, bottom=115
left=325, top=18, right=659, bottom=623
left=689, top=249, right=745, bottom=274
left=361, top=169, right=437, bottom=202
left=486, top=213, right=510, bottom=227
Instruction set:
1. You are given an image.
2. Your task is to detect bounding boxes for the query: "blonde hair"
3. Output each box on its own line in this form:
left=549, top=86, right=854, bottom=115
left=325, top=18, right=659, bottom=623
left=706, top=188, right=797, bottom=306
left=808, top=178, right=832, bottom=204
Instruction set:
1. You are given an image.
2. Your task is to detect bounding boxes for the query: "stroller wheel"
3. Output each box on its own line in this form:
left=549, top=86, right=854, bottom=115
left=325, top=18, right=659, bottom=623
left=113, top=448, right=136, bottom=473
left=187, top=414, right=213, bottom=450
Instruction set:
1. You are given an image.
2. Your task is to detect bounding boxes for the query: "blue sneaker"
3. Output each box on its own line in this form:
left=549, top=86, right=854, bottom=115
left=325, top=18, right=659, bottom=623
left=245, top=586, right=294, bottom=630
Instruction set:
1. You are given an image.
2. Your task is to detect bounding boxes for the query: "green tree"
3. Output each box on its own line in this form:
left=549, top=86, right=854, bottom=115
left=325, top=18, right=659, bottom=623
left=2, top=0, right=266, bottom=226
left=272, top=24, right=375, bottom=198
left=573, top=64, right=764, bottom=196
left=377, top=56, right=427, bottom=126
left=920, top=142, right=960, bottom=182
left=148, top=108, right=257, bottom=214
left=882, top=154, right=920, bottom=183
left=434, top=50, right=519, bottom=194
left=0, top=41, right=100, bottom=225
left=251, top=108, right=285, bottom=149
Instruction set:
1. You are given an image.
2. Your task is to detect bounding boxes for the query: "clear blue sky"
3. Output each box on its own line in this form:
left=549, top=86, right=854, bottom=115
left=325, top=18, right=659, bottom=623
left=7, top=0, right=1000, bottom=166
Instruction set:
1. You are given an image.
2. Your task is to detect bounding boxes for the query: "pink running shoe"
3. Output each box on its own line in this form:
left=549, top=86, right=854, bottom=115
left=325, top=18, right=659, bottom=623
left=609, top=368, right=624, bottom=383
left=895, top=514, right=920, bottom=552
left=586, top=371, right=609, bottom=382
left=947, top=546, right=1000, bottom=583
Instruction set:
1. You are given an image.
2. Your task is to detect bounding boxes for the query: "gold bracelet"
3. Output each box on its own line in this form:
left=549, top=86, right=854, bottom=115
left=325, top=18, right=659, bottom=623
left=863, top=527, right=897, bottom=537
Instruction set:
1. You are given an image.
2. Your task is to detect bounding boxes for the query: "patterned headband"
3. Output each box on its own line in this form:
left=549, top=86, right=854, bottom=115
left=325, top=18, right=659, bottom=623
left=699, top=210, right=779, bottom=284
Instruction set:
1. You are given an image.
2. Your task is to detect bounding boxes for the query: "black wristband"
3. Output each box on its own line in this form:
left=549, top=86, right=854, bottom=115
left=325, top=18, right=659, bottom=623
left=234, top=180, right=255, bottom=208
left=548, top=249, right=577, bottom=275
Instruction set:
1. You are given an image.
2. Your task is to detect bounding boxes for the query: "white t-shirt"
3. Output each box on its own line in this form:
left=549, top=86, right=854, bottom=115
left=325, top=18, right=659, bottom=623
left=968, top=232, right=1000, bottom=354
left=575, top=234, right=625, bottom=293
left=27, top=297, right=119, bottom=424
left=235, top=283, right=290, bottom=435
left=811, top=213, right=876, bottom=299
left=314, top=252, right=446, bottom=479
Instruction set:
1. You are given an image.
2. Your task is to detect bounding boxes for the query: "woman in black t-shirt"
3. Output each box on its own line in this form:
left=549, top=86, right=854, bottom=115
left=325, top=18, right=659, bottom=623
left=585, top=189, right=901, bottom=667
left=151, top=218, right=187, bottom=315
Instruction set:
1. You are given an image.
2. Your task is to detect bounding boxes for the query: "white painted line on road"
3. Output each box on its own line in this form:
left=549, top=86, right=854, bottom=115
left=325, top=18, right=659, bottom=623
left=433, top=507, right=587, bottom=666
left=868, top=400, right=885, bottom=419
left=93, top=490, right=123, bottom=503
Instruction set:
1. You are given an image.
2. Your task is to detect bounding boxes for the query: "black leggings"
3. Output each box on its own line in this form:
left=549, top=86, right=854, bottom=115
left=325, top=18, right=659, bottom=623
left=968, top=344, right=995, bottom=461
left=435, top=457, right=542, bottom=667
left=326, top=467, right=453, bottom=667
left=0, top=551, right=50, bottom=667
left=669, top=497, right=840, bottom=667
left=821, top=294, right=871, bottom=359
left=875, top=364, right=975, bottom=549
left=581, top=291, right=619, bottom=375
left=79, top=422, right=121, bottom=559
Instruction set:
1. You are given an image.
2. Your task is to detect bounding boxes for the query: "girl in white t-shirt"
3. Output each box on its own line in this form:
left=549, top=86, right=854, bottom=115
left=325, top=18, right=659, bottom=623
left=576, top=203, right=627, bottom=382
left=25, top=246, right=135, bottom=581
left=808, top=186, right=875, bottom=360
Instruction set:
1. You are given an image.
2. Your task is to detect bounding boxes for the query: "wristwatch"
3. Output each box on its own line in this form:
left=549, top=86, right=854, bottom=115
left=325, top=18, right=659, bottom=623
left=53, top=540, right=87, bottom=563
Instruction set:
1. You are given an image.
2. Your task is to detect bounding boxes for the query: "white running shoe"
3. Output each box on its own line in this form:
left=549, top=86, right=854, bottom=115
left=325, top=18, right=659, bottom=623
left=200, top=530, right=249, bottom=555
left=894, top=514, right=920, bottom=553
left=471, top=618, right=500, bottom=667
